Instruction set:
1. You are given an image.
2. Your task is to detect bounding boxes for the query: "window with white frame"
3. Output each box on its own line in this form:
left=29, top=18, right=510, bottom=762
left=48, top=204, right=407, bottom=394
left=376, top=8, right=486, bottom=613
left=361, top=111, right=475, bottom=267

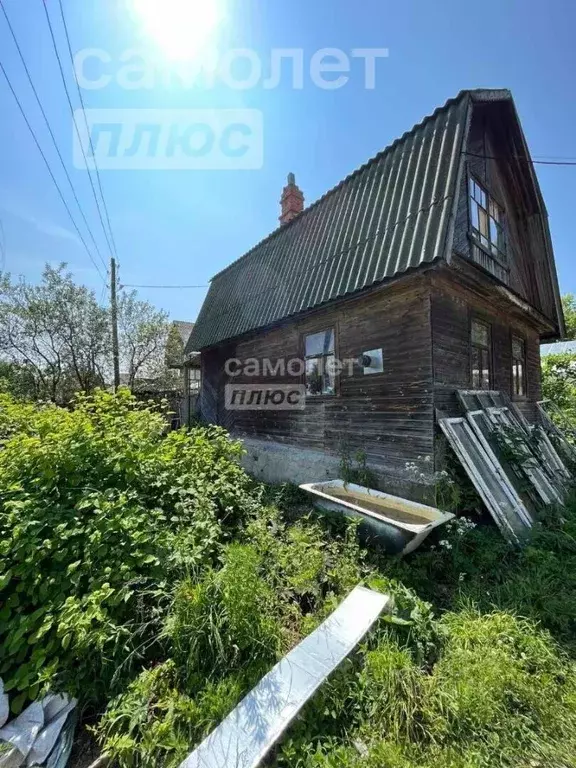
left=188, top=367, right=201, bottom=394
left=304, top=329, right=336, bottom=396
left=469, top=177, right=506, bottom=261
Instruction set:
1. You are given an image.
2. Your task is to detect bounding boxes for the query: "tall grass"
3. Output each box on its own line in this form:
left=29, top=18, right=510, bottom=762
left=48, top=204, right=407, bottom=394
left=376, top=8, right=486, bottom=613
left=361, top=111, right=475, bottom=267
left=96, top=497, right=576, bottom=768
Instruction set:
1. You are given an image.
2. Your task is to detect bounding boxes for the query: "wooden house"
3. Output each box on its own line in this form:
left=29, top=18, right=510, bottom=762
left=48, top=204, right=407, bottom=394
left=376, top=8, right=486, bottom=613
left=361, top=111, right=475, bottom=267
left=187, top=89, right=564, bottom=495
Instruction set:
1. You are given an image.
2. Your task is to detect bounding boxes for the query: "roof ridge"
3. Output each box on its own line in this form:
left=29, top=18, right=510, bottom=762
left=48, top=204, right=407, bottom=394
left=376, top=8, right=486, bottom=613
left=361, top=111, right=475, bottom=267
left=188, top=87, right=517, bottom=351
left=211, top=89, right=475, bottom=282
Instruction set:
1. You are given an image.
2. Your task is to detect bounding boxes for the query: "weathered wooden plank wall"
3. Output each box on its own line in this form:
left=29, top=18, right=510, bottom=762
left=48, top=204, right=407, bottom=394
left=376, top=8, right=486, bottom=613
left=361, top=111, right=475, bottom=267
left=456, top=103, right=558, bottom=326
left=430, top=272, right=542, bottom=419
left=207, top=276, right=435, bottom=477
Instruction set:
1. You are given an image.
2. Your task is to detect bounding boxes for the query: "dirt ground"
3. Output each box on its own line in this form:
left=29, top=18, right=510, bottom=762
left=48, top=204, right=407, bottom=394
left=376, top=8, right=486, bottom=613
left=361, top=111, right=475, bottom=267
left=68, top=727, right=101, bottom=768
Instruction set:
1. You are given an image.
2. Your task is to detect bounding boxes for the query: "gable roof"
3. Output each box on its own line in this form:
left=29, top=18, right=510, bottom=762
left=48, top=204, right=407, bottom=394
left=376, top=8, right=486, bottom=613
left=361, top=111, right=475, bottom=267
left=187, top=89, right=558, bottom=352
left=172, top=320, right=195, bottom=346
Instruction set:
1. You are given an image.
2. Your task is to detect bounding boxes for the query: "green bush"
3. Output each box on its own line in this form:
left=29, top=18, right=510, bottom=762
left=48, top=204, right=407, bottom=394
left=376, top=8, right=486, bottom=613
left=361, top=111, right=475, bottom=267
left=542, top=352, right=576, bottom=431
left=96, top=512, right=371, bottom=767
left=4, top=390, right=576, bottom=767
left=0, top=389, right=257, bottom=710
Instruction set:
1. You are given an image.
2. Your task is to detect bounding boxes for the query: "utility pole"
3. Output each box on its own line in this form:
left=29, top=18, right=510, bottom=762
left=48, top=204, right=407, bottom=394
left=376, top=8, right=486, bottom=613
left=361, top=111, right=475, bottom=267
left=110, top=257, right=120, bottom=390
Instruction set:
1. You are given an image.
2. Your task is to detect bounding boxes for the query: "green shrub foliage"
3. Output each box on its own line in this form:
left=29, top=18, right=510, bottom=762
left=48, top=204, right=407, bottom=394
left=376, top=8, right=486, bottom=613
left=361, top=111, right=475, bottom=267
left=2, top=392, right=576, bottom=768
left=0, top=389, right=256, bottom=709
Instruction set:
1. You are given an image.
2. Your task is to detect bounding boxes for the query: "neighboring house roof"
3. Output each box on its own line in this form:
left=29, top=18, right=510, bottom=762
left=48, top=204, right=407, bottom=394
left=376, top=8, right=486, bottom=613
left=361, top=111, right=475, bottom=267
left=187, top=89, right=561, bottom=352
left=541, top=340, right=576, bottom=357
left=166, top=321, right=197, bottom=369
left=172, top=321, right=195, bottom=346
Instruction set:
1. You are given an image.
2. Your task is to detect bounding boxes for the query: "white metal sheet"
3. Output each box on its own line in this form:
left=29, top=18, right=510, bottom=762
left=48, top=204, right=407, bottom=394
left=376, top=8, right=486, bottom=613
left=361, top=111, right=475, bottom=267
left=178, top=586, right=390, bottom=768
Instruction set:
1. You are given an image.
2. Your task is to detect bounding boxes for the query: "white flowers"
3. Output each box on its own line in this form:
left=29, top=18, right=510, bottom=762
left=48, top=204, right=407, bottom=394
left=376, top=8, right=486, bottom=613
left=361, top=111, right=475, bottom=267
left=404, top=456, right=453, bottom=485
left=446, top=516, right=477, bottom=536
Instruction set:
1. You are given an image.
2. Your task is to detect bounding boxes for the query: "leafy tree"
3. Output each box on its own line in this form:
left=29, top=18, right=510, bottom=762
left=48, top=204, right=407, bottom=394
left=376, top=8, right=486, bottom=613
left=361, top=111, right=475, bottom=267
left=0, top=361, right=37, bottom=399
left=117, top=290, right=173, bottom=389
left=0, top=264, right=178, bottom=402
left=0, top=264, right=109, bottom=403
left=561, top=294, right=576, bottom=340
left=541, top=351, right=576, bottom=430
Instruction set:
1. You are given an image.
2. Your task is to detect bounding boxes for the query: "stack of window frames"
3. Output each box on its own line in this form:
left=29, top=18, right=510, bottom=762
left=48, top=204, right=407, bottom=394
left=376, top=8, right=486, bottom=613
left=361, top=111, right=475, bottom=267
left=470, top=408, right=563, bottom=506
left=537, top=400, right=576, bottom=466
left=453, top=391, right=570, bottom=514
left=438, top=416, right=532, bottom=545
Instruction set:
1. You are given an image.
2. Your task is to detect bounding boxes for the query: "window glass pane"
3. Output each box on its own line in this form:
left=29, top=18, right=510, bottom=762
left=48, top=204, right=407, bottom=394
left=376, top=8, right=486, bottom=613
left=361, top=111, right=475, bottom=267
left=305, top=358, right=323, bottom=395
left=479, top=207, right=489, bottom=237
left=490, top=217, right=498, bottom=245
left=512, top=337, right=525, bottom=360
left=470, top=201, right=480, bottom=231
left=471, top=320, right=490, bottom=347
left=471, top=347, right=481, bottom=389
left=517, top=363, right=524, bottom=396
left=323, top=354, right=336, bottom=395
left=479, top=186, right=487, bottom=208
left=305, top=355, right=335, bottom=395
left=305, top=329, right=334, bottom=357
left=469, top=177, right=475, bottom=199
left=481, top=349, right=490, bottom=389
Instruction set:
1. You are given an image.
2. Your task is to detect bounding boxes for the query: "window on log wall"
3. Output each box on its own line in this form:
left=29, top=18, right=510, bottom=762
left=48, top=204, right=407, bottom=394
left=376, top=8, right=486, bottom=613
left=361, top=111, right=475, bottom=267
left=304, top=329, right=336, bottom=396
left=512, top=335, right=527, bottom=398
left=469, top=177, right=508, bottom=283
left=471, top=318, right=492, bottom=390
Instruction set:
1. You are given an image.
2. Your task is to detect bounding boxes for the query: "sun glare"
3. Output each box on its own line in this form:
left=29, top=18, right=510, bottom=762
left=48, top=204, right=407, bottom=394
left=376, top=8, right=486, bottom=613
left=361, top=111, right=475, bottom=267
left=132, top=0, right=225, bottom=61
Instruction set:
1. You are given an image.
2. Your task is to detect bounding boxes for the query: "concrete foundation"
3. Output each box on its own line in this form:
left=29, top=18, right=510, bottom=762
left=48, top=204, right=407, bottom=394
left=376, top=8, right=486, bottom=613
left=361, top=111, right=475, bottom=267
left=239, top=436, right=434, bottom=504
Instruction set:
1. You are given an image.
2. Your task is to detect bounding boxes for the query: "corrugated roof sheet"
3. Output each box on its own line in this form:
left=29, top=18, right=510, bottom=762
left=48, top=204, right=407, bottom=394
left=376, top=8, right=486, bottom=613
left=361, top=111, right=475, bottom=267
left=172, top=321, right=195, bottom=346
left=541, top=340, right=576, bottom=357
left=188, top=90, right=496, bottom=351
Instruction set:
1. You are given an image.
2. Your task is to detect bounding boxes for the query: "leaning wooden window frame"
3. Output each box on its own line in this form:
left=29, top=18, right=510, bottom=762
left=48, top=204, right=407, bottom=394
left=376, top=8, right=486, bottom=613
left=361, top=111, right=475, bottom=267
left=466, top=409, right=561, bottom=507
left=511, top=335, right=527, bottom=398
left=486, top=406, right=569, bottom=493
left=470, top=317, right=492, bottom=390
left=438, top=416, right=532, bottom=545
left=536, top=400, right=576, bottom=464
left=303, top=328, right=337, bottom=396
left=468, top=176, right=507, bottom=264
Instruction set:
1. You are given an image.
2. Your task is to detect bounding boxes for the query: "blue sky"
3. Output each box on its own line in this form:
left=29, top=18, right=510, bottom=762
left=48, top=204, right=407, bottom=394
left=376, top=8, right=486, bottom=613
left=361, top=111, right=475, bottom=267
left=0, top=0, right=575, bottom=321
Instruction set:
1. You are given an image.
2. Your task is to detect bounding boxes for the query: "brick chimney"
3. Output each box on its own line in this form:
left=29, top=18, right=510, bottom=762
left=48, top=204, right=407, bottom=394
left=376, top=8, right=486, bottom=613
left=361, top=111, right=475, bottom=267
left=279, top=172, right=304, bottom=226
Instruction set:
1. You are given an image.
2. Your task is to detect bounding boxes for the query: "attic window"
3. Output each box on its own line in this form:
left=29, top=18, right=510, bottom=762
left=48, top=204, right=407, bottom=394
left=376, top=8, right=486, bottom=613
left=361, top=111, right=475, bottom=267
left=469, top=178, right=506, bottom=261
left=304, top=329, right=335, bottom=396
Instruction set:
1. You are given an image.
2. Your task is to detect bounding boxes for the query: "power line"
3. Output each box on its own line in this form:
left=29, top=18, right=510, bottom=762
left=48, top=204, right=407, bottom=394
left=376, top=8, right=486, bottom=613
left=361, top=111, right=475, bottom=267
left=465, top=151, right=576, bottom=167
left=0, top=58, right=107, bottom=283
left=0, top=0, right=108, bottom=274
left=55, top=0, right=119, bottom=262
left=40, top=0, right=118, bottom=261
left=533, top=154, right=576, bottom=162
left=121, top=284, right=209, bottom=289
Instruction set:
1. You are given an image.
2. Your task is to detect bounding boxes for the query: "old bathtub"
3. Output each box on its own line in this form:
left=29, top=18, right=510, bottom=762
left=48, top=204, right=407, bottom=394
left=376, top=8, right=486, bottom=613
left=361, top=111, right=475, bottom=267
left=299, top=480, right=454, bottom=555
